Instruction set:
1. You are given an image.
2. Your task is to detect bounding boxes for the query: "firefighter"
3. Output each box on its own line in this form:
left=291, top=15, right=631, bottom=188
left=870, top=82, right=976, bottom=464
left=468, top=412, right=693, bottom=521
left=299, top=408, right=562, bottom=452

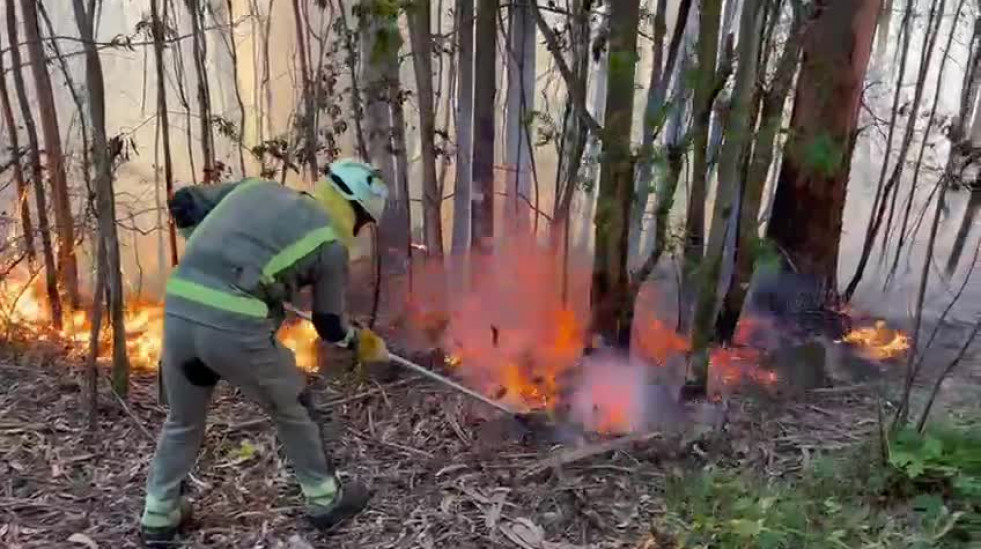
left=140, top=159, right=390, bottom=545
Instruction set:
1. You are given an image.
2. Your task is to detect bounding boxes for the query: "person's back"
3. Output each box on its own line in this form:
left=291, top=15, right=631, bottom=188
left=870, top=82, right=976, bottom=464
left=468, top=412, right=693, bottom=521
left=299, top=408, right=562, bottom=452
left=166, top=179, right=342, bottom=333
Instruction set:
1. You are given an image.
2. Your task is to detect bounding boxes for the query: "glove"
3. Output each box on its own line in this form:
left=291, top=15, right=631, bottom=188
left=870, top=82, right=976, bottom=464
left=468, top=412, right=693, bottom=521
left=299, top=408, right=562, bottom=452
left=354, top=328, right=389, bottom=365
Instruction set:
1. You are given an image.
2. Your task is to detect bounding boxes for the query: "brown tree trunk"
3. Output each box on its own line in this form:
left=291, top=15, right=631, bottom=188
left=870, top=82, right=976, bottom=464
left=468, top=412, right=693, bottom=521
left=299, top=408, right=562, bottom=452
left=0, top=42, right=36, bottom=264
left=151, top=0, right=179, bottom=266
left=187, top=0, right=216, bottom=182
left=767, top=0, right=881, bottom=296
left=452, top=0, right=475, bottom=256
left=20, top=0, right=79, bottom=308
left=408, top=0, right=443, bottom=255
left=471, top=0, right=497, bottom=251
left=72, top=0, right=131, bottom=397
left=590, top=0, right=642, bottom=346
left=222, top=0, right=248, bottom=177
left=291, top=0, right=317, bottom=179
left=716, top=0, right=807, bottom=343
left=6, top=0, right=61, bottom=329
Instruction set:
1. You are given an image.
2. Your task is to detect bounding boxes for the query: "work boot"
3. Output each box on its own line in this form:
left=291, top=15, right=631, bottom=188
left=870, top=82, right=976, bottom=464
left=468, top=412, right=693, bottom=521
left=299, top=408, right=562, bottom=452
left=307, top=480, right=371, bottom=532
left=140, top=497, right=192, bottom=547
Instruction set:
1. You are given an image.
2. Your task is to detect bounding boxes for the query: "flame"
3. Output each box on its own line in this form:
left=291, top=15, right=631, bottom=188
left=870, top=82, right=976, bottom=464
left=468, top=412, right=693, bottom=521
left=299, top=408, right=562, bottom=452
left=842, top=320, right=910, bottom=360
left=0, top=272, right=322, bottom=371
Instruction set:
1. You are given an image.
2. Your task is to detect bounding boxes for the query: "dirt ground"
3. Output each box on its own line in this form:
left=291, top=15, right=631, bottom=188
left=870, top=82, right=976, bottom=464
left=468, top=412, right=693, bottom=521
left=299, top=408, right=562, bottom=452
left=0, top=330, right=922, bottom=549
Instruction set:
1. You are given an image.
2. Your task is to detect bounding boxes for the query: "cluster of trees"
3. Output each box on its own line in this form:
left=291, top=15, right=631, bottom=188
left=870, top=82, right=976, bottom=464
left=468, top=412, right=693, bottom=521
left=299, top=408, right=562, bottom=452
left=1, top=0, right=979, bottom=404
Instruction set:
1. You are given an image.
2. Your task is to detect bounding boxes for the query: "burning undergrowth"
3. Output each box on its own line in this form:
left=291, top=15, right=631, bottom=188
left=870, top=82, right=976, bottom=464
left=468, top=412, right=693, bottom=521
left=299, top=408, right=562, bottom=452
left=0, top=271, right=323, bottom=371
left=404, top=238, right=789, bottom=435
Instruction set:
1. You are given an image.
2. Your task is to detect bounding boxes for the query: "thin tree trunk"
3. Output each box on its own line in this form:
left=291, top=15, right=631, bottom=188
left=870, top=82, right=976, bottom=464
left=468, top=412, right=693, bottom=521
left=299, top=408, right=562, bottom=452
left=887, top=0, right=966, bottom=285
left=452, top=0, right=474, bottom=258
left=334, top=0, right=369, bottom=159
left=6, top=0, right=61, bottom=329
left=689, top=0, right=765, bottom=387
left=169, top=0, right=198, bottom=184
left=187, top=0, right=216, bottom=182
left=590, top=0, right=642, bottom=346
left=844, top=0, right=943, bottom=301
left=0, top=41, right=35, bottom=264
left=681, top=0, right=723, bottom=328
left=875, top=0, right=894, bottom=65
left=38, top=0, right=93, bottom=205
left=408, top=0, right=443, bottom=255
left=72, top=0, right=131, bottom=398
left=629, top=0, right=690, bottom=261
left=504, top=0, right=536, bottom=232
left=20, top=0, right=79, bottom=308
left=769, top=0, right=881, bottom=296
left=715, top=0, right=807, bottom=342
left=150, top=0, right=179, bottom=266
left=221, top=0, right=248, bottom=176
left=86, top=235, right=106, bottom=432
left=291, top=0, right=317, bottom=178
left=471, top=0, right=498, bottom=251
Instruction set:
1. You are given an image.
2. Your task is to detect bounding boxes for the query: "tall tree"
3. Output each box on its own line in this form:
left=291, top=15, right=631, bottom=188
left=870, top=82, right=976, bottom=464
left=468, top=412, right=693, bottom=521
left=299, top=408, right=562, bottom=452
left=220, top=0, right=249, bottom=176
left=451, top=0, right=475, bottom=257
left=151, top=0, right=179, bottom=266
left=71, top=0, right=131, bottom=397
left=186, top=0, right=217, bottom=182
left=716, top=0, right=808, bottom=342
left=590, top=0, right=642, bottom=345
left=0, top=47, right=36, bottom=264
left=360, top=0, right=403, bottom=262
left=767, top=0, right=881, bottom=296
left=5, top=0, right=61, bottom=329
left=690, top=0, right=766, bottom=388
left=408, top=0, right=443, bottom=255
left=291, top=0, right=317, bottom=179
left=504, top=0, right=536, bottom=232
left=471, top=0, right=498, bottom=251
left=20, top=0, right=79, bottom=307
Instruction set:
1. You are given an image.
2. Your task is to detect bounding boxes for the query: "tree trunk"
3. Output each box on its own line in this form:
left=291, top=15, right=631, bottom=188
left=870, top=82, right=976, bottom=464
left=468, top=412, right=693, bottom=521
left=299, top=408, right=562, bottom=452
left=768, top=0, right=881, bottom=296
left=629, top=0, right=691, bottom=262
left=576, top=26, right=610, bottom=253
left=20, top=0, right=79, bottom=308
left=504, top=0, right=536, bottom=232
left=222, top=0, right=248, bottom=177
left=151, top=0, right=179, bottom=266
left=72, top=0, right=131, bottom=398
left=590, top=0, right=642, bottom=346
left=716, top=0, right=807, bottom=343
left=291, top=0, right=317, bottom=179
left=408, top=0, right=443, bottom=255
left=689, top=0, right=766, bottom=387
left=0, top=42, right=35, bottom=264
left=86, top=234, right=106, bottom=432
left=947, top=189, right=980, bottom=274
left=5, top=0, right=61, bottom=329
left=452, top=0, right=475, bottom=257
left=680, top=0, right=723, bottom=330
left=187, top=0, right=216, bottom=182
left=361, top=0, right=403, bottom=264
left=471, top=0, right=498, bottom=251
left=875, top=0, right=894, bottom=65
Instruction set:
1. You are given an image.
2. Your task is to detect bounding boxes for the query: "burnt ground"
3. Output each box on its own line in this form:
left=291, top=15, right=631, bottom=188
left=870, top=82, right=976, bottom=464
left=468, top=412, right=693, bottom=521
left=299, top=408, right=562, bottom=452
left=0, top=322, right=977, bottom=549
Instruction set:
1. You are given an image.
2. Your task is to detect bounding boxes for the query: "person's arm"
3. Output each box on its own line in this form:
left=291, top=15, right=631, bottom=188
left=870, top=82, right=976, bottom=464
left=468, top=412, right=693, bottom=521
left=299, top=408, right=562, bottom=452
left=308, top=242, right=356, bottom=347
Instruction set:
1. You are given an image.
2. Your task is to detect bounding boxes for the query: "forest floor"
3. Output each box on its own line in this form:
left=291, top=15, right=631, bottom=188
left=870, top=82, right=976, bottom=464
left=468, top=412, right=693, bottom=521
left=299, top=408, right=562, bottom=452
left=0, top=322, right=978, bottom=548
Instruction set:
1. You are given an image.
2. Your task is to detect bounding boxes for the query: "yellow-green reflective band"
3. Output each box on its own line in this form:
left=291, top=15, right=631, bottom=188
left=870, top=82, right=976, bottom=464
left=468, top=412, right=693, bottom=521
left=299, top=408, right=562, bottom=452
left=166, top=277, right=269, bottom=318
left=141, top=494, right=181, bottom=528
left=261, top=226, right=337, bottom=282
left=301, top=476, right=339, bottom=505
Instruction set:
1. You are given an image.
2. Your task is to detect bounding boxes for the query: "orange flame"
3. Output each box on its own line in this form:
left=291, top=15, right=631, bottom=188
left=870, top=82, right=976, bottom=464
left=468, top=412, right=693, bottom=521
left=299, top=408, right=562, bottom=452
left=842, top=320, right=910, bottom=361
left=0, top=273, right=322, bottom=371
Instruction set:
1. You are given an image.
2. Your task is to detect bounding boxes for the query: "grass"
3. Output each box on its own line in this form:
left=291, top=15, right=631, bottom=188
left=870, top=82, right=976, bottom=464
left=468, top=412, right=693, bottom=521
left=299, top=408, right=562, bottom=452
left=652, top=425, right=980, bottom=548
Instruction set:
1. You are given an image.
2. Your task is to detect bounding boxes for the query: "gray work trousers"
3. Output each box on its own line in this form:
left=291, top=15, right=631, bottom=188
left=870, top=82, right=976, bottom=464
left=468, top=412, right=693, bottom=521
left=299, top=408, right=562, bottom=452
left=142, top=314, right=337, bottom=527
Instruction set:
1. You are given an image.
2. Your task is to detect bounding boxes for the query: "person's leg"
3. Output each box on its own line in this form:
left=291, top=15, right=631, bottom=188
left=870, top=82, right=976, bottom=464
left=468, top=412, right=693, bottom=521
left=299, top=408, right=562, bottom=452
left=142, top=317, right=216, bottom=535
left=196, top=327, right=368, bottom=527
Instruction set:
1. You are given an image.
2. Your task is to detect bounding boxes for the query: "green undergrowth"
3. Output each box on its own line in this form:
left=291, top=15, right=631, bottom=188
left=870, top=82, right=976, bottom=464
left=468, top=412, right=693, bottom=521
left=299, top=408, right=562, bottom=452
left=653, top=425, right=980, bottom=548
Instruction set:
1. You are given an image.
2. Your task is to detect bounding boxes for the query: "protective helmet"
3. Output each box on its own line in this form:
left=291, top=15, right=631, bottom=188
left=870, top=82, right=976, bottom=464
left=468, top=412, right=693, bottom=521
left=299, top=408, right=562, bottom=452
left=325, top=158, right=388, bottom=223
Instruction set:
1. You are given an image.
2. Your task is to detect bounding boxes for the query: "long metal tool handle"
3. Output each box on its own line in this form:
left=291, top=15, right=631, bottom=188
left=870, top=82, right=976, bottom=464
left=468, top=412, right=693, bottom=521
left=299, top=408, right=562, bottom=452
left=285, top=304, right=518, bottom=416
